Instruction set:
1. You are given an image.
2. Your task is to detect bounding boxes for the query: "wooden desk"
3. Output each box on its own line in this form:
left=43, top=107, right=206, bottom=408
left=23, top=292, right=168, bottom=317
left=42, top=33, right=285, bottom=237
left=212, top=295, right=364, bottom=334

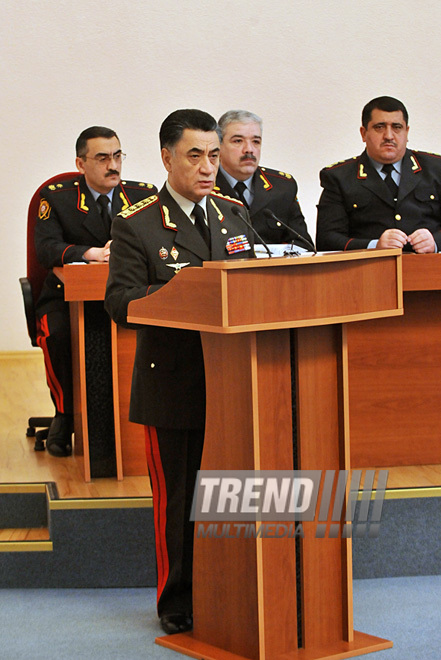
left=54, top=264, right=147, bottom=481
left=348, top=254, right=441, bottom=467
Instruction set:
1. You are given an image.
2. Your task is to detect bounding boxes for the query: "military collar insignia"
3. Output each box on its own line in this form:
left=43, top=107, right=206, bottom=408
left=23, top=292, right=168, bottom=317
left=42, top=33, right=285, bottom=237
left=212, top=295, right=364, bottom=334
left=410, top=154, right=422, bottom=173
left=357, top=164, right=368, bottom=179
left=118, top=190, right=130, bottom=211
left=258, top=169, right=272, bottom=191
left=161, top=204, right=177, bottom=230
left=79, top=192, right=89, bottom=213
left=118, top=194, right=158, bottom=219
left=166, top=262, right=190, bottom=272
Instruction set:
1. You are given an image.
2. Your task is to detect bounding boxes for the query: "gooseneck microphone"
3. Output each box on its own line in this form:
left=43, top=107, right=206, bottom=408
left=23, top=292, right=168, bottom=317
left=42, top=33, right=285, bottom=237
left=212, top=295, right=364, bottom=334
left=232, top=206, right=273, bottom=258
left=263, top=209, right=317, bottom=254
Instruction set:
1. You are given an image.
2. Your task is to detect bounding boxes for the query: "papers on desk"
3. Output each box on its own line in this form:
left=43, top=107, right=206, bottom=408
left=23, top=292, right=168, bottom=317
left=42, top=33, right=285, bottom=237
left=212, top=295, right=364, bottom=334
left=254, top=243, right=309, bottom=258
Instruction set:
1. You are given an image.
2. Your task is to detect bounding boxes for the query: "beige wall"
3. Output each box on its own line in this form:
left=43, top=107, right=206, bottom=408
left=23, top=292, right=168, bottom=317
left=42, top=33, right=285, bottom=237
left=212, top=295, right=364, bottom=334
left=2, top=0, right=441, bottom=350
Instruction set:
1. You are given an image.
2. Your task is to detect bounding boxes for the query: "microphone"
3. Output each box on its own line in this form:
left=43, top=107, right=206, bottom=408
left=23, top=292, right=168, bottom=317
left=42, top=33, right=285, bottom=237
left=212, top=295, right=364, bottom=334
left=263, top=209, right=317, bottom=254
left=232, top=206, right=273, bottom=258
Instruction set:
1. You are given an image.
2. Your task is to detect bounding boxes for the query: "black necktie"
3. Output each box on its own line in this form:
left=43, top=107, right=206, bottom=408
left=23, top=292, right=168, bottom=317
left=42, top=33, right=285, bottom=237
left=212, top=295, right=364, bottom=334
left=234, top=181, right=249, bottom=208
left=97, top=194, right=112, bottom=232
left=192, top=204, right=210, bottom=248
left=381, top=164, right=398, bottom=200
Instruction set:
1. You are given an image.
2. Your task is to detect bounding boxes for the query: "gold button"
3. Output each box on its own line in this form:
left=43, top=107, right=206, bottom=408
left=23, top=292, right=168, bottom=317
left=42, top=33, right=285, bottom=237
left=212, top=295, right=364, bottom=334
left=57, top=284, right=61, bottom=288
left=430, top=195, right=435, bottom=200
left=221, top=228, right=227, bottom=234
left=353, top=204, right=358, bottom=209
left=276, top=221, right=281, bottom=227
left=395, top=214, right=401, bottom=221
left=150, top=363, right=155, bottom=369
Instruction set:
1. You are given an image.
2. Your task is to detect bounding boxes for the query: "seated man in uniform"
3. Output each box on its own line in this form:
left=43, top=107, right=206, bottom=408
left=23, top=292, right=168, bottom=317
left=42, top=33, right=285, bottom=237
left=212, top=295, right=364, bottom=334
left=215, top=109, right=313, bottom=250
left=316, top=96, right=441, bottom=253
left=35, top=126, right=156, bottom=456
left=105, top=109, right=254, bottom=635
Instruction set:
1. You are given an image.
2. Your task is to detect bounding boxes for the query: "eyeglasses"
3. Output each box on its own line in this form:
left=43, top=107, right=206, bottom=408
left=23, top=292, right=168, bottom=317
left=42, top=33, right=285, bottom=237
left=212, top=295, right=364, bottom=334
left=81, top=152, right=126, bottom=164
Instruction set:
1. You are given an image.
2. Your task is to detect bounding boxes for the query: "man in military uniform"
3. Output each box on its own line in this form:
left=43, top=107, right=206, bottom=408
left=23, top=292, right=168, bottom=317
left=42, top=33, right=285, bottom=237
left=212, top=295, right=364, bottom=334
left=215, top=109, right=313, bottom=249
left=316, top=96, right=441, bottom=253
left=35, top=126, right=156, bottom=456
left=105, top=109, right=254, bottom=635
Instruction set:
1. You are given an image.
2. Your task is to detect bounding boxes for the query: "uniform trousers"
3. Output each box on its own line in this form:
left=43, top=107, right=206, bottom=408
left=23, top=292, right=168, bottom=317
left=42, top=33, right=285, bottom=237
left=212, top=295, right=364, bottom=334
left=144, top=425, right=204, bottom=617
left=36, top=302, right=73, bottom=415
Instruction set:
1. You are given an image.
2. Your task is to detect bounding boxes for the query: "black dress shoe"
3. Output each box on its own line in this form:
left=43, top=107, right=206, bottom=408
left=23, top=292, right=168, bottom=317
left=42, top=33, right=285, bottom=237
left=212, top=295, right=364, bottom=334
left=160, top=613, right=193, bottom=635
left=46, top=415, right=73, bottom=457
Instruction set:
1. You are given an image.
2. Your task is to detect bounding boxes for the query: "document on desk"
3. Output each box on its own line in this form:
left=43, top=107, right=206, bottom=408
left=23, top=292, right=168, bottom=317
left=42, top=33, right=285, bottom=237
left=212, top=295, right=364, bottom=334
left=254, top=243, right=309, bottom=258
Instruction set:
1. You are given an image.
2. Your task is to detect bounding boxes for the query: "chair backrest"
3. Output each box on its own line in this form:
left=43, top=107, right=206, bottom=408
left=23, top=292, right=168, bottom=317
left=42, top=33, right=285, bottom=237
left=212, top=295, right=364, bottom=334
left=27, top=171, right=78, bottom=303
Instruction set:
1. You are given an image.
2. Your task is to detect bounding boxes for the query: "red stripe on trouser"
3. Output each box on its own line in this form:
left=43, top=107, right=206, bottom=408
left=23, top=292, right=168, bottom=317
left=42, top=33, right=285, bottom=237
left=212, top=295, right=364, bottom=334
left=36, top=314, right=65, bottom=413
left=144, top=426, right=170, bottom=604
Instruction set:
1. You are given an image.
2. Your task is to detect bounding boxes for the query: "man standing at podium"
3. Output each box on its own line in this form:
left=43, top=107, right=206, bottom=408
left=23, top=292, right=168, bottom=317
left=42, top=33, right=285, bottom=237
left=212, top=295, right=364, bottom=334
left=215, top=109, right=313, bottom=249
left=316, top=96, right=441, bottom=253
left=105, top=109, right=254, bottom=635
left=35, top=126, right=156, bottom=457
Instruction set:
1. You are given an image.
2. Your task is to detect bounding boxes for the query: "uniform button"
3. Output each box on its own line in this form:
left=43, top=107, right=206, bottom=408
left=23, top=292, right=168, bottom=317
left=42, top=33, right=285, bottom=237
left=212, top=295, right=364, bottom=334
left=276, top=221, right=282, bottom=227
left=430, top=195, right=435, bottom=200
left=150, top=363, right=155, bottom=369
left=353, top=204, right=358, bottom=209
left=57, top=284, right=62, bottom=288
left=395, top=214, right=401, bottom=221
left=221, top=228, right=227, bottom=234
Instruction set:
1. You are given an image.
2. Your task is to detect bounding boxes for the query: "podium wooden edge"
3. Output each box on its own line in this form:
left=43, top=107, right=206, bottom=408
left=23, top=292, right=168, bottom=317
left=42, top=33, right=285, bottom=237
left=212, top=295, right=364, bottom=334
left=155, top=630, right=393, bottom=660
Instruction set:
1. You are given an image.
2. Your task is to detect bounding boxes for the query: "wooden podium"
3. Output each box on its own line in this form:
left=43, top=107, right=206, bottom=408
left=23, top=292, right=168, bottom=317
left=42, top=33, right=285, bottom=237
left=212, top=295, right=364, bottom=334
left=128, top=250, right=401, bottom=660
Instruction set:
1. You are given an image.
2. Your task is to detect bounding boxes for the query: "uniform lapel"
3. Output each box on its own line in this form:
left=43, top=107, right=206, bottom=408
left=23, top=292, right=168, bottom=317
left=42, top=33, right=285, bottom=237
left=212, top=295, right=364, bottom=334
left=159, top=186, right=211, bottom=261
left=77, top=176, right=111, bottom=244
left=357, top=151, right=395, bottom=207
left=111, top=184, right=132, bottom=216
left=397, top=149, right=420, bottom=203
left=250, top=167, right=273, bottom=214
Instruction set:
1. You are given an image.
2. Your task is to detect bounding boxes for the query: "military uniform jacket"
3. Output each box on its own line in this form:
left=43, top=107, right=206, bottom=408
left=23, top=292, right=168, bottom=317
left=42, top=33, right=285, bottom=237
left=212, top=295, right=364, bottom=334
left=316, top=149, right=441, bottom=252
left=35, top=175, right=157, bottom=314
left=215, top=166, right=313, bottom=245
left=104, top=185, right=255, bottom=430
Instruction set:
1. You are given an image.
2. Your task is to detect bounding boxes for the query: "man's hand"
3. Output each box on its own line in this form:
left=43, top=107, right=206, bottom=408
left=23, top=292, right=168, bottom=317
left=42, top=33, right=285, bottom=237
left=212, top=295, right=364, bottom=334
left=83, top=240, right=112, bottom=262
left=376, top=229, right=408, bottom=249
left=407, top=229, right=436, bottom=253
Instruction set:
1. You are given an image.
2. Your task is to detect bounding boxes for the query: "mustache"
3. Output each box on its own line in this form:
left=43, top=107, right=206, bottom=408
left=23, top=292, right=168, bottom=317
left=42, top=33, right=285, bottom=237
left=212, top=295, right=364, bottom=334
left=105, top=169, right=120, bottom=176
left=381, top=140, right=397, bottom=147
left=240, top=153, right=257, bottom=162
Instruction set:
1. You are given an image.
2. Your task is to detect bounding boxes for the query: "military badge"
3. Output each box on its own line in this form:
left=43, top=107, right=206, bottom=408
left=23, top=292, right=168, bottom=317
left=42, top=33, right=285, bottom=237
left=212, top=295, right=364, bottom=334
left=38, top=198, right=51, bottom=221
left=226, top=235, right=251, bottom=254
left=170, top=246, right=179, bottom=261
left=159, top=247, right=168, bottom=260
left=166, top=262, right=190, bottom=272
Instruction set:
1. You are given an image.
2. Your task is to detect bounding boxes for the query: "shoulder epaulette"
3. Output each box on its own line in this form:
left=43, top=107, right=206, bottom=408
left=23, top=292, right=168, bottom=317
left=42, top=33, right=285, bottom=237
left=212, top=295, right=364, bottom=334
left=260, top=166, right=293, bottom=180
left=46, top=178, right=79, bottom=192
left=120, top=180, right=156, bottom=190
left=323, top=156, right=359, bottom=170
left=210, top=189, right=244, bottom=206
left=412, top=149, right=441, bottom=159
left=118, top=194, right=158, bottom=218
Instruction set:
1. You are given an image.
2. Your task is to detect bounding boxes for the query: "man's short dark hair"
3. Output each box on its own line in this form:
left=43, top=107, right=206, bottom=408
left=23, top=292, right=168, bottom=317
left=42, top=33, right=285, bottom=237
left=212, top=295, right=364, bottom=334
left=160, top=109, right=220, bottom=150
left=76, top=126, right=119, bottom=157
left=362, top=97, right=409, bottom=128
